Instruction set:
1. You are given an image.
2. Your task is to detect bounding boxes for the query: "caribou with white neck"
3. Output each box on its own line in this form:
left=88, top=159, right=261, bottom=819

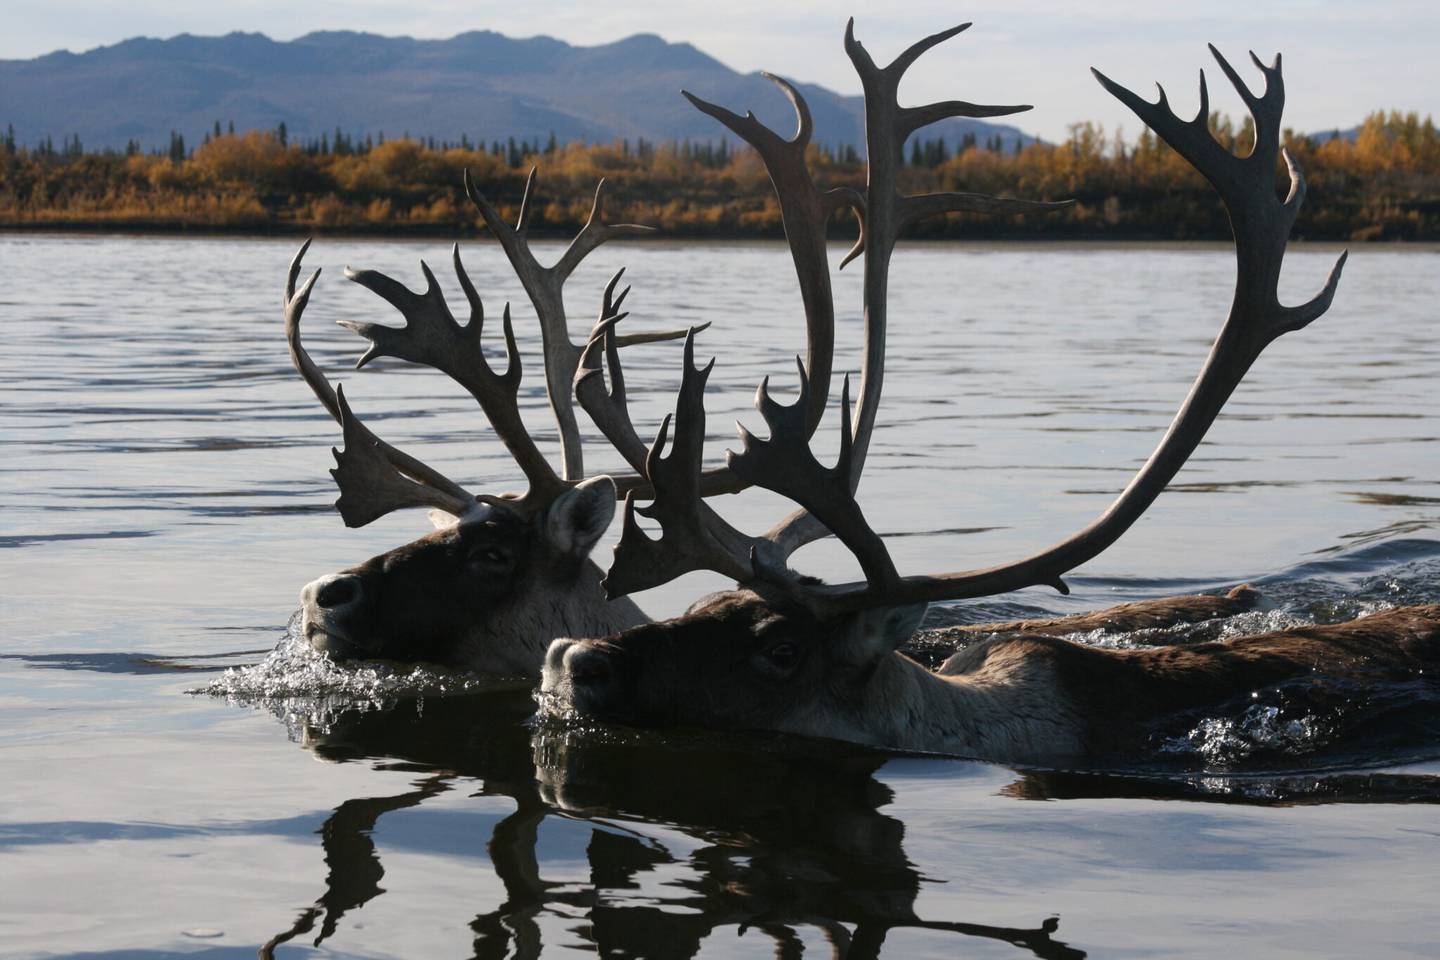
left=539, top=22, right=1440, bottom=761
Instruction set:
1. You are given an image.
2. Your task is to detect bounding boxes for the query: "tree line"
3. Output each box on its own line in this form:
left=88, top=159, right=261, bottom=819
left=1, top=110, right=1436, bottom=240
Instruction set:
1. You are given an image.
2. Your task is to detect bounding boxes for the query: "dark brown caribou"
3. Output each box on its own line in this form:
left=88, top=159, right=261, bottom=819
left=540, top=22, right=1440, bottom=762
left=282, top=170, right=779, bottom=672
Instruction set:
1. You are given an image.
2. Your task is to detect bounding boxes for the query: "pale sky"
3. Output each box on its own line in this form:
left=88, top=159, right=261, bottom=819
left=2, top=0, right=1433, bottom=142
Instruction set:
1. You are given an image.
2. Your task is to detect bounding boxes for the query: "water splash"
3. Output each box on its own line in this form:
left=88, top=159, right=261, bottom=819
left=191, top=614, right=505, bottom=738
left=1160, top=701, right=1333, bottom=766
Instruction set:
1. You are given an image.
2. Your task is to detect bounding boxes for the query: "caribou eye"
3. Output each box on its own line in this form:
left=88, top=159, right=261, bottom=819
left=469, top=548, right=508, bottom=566
left=763, top=641, right=800, bottom=673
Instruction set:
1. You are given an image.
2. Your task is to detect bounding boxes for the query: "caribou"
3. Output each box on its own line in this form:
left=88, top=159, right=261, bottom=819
left=539, top=23, right=1440, bottom=762
left=281, top=28, right=1075, bottom=672
left=282, top=173, right=760, bottom=671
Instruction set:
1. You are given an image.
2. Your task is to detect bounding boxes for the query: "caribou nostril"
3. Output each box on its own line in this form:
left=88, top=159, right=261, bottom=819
left=565, top=644, right=613, bottom=686
left=315, top=576, right=361, bottom=609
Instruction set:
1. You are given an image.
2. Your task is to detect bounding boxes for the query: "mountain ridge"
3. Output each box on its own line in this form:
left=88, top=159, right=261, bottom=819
left=0, top=29, right=1036, bottom=152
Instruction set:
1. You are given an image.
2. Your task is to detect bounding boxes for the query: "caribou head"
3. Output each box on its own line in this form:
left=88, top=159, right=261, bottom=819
left=298, top=481, right=620, bottom=670
left=533, top=24, right=1420, bottom=762
left=282, top=175, right=686, bottom=672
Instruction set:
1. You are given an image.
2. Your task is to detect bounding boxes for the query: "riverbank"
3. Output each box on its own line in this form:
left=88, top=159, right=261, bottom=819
left=4, top=112, right=1439, bottom=242
left=2, top=219, right=1435, bottom=244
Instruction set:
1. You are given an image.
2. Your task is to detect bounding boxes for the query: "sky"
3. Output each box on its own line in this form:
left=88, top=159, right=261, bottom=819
left=2, top=0, right=1434, bottom=142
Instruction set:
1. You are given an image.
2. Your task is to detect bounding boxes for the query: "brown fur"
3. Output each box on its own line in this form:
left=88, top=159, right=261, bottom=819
left=903, top=585, right=1262, bottom=669
left=930, top=584, right=1260, bottom=641
left=546, top=587, right=1440, bottom=761
left=943, top=603, right=1440, bottom=754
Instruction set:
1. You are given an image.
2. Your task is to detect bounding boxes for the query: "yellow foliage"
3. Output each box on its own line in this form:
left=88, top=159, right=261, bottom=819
left=2, top=110, right=1437, bottom=239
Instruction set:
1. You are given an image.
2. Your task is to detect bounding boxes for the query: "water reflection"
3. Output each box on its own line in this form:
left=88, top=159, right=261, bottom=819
left=260, top=692, right=1084, bottom=959
left=252, top=674, right=1440, bottom=959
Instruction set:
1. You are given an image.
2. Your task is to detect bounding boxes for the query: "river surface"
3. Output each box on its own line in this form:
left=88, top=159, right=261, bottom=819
left=2, top=233, right=1439, bottom=958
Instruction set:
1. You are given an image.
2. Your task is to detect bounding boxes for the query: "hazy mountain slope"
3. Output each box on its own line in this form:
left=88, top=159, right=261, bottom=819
left=0, top=29, right=1035, bottom=152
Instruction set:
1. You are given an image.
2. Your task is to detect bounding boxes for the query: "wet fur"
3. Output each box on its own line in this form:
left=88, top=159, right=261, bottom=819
left=301, top=478, right=645, bottom=676
left=544, top=590, right=1440, bottom=763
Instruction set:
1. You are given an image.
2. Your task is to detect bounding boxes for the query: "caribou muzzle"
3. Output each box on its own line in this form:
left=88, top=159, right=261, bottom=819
left=300, top=571, right=377, bottom=659
left=540, top=638, right=629, bottom=719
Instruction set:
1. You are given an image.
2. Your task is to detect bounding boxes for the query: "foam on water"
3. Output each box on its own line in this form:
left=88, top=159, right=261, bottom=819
left=1161, top=702, right=1333, bottom=765
left=193, top=614, right=506, bottom=737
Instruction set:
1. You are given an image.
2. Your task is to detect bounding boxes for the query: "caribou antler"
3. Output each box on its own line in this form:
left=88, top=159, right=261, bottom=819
left=682, top=73, right=856, bottom=435
left=295, top=229, right=724, bottom=522
left=284, top=241, right=481, bottom=526
left=603, top=20, right=1072, bottom=598
left=834, top=18, right=1071, bottom=497
left=770, top=45, right=1345, bottom=617
left=600, top=33, right=1344, bottom=624
left=464, top=169, right=692, bottom=481
left=760, top=21, right=1072, bottom=559
left=340, top=244, right=570, bottom=513
left=606, top=331, right=758, bottom=597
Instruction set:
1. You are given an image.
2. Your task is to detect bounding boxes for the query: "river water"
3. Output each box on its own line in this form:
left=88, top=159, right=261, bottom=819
left=2, top=233, right=1438, bottom=958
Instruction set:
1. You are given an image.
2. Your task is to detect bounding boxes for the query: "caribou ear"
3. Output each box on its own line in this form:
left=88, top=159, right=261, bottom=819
left=835, top=602, right=928, bottom=665
left=545, top=476, right=618, bottom=559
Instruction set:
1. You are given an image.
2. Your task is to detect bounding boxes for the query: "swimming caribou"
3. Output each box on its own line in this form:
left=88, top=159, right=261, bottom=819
left=282, top=24, right=1082, bottom=672
left=539, top=23, right=1440, bottom=761
left=284, top=147, right=851, bottom=670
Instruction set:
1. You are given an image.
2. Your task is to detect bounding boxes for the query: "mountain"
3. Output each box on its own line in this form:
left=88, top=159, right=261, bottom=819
left=0, top=30, right=1035, bottom=153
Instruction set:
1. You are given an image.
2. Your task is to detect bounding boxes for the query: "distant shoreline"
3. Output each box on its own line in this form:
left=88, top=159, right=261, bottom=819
left=0, top=221, right=1409, bottom=246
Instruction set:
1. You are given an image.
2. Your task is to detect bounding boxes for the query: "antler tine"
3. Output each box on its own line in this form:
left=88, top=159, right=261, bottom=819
left=1090, top=51, right=1344, bottom=336
left=328, top=385, right=477, bottom=526
left=761, top=20, right=1073, bottom=566
left=554, top=178, right=660, bottom=282
left=339, top=249, right=570, bottom=513
left=576, top=317, right=645, bottom=474
left=729, top=371, right=899, bottom=590
left=283, top=241, right=478, bottom=526
left=573, top=281, right=732, bottom=497
left=604, top=330, right=757, bottom=598
left=464, top=168, right=672, bottom=481
left=284, top=240, right=337, bottom=421
left=584, top=266, right=714, bottom=350
left=794, top=48, right=1348, bottom=619
left=515, top=166, right=538, bottom=234
left=683, top=73, right=848, bottom=438
left=844, top=19, right=1032, bottom=149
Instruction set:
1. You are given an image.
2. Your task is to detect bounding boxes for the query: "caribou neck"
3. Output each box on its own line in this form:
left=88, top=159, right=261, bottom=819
left=795, top=651, right=1087, bottom=763
left=457, top=558, right=647, bottom=678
